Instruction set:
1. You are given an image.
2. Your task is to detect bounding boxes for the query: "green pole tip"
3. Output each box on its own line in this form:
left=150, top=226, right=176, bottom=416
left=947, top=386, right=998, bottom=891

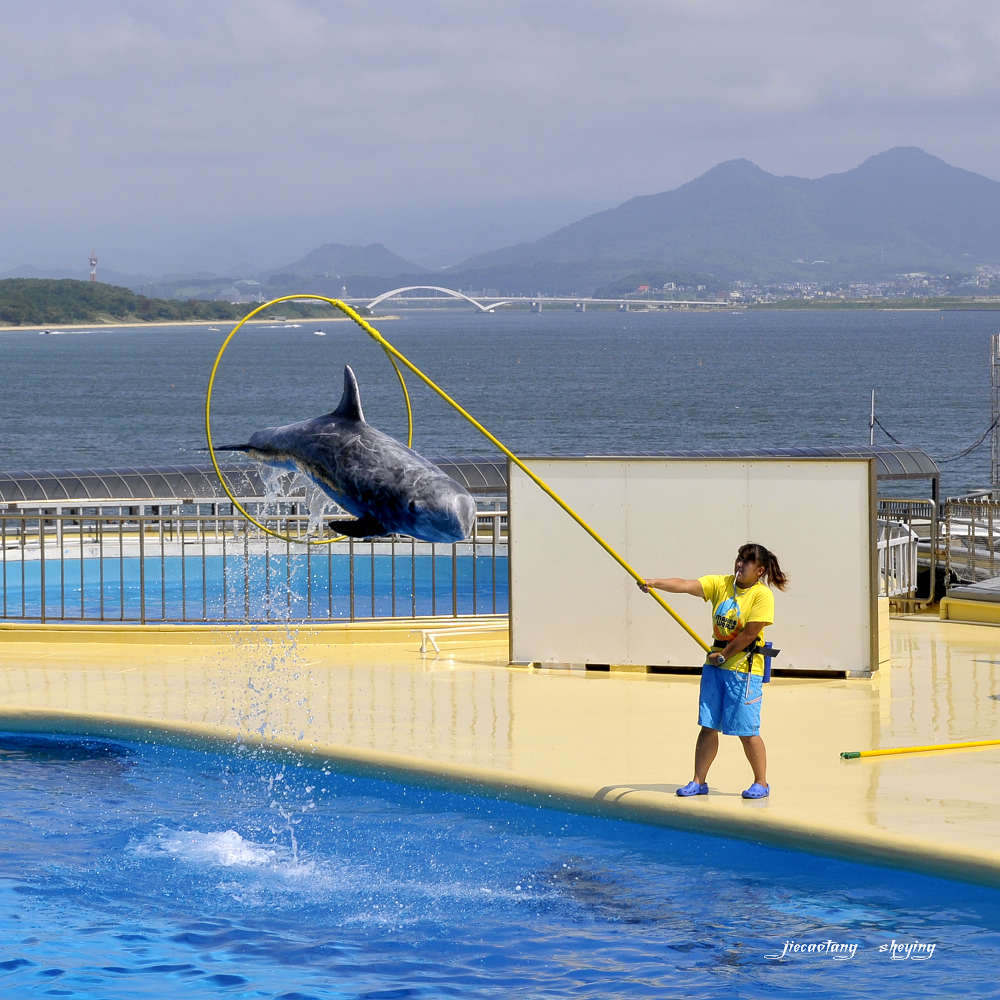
left=840, top=751, right=860, bottom=759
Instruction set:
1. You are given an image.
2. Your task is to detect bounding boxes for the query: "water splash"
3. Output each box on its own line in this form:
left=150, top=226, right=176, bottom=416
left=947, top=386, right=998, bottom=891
left=129, top=827, right=331, bottom=895
left=138, top=828, right=284, bottom=869
left=256, top=463, right=340, bottom=537
left=262, top=767, right=318, bottom=863
left=258, top=463, right=294, bottom=515
left=303, top=481, right=338, bottom=537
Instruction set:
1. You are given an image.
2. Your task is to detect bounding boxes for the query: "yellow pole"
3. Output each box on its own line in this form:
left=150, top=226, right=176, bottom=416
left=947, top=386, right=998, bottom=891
left=360, top=318, right=710, bottom=651
left=841, top=739, right=1000, bottom=759
left=205, top=294, right=712, bottom=654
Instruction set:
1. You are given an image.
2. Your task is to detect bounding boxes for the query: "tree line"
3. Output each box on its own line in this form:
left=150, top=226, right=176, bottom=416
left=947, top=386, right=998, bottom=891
left=0, top=279, right=327, bottom=326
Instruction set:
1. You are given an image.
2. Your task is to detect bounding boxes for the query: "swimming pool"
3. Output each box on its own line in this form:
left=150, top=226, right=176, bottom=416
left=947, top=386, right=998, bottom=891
left=1, top=731, right=997, bottom=999
left=1, top=552, right=509, bottom=622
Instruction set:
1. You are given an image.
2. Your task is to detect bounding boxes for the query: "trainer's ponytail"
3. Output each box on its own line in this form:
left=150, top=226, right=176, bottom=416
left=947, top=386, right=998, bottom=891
left=738, top=542, right=789, bottom=591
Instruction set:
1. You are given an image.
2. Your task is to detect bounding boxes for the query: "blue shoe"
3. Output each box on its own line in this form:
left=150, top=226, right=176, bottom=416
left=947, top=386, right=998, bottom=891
left=742, top=782, right=769, bottom=799
left=676, top=780, right=709, bottom=797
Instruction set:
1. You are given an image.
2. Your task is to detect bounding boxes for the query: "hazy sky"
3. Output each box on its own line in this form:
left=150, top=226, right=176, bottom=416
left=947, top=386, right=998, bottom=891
left=4, top=1, right=1000, bottom=274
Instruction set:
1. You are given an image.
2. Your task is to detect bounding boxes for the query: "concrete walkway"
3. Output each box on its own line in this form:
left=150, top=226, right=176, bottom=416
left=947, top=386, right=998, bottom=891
left=0, top=616, right=998, bottom=885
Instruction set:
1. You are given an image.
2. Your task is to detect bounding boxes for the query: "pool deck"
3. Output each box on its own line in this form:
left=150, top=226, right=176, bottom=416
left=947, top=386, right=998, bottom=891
left=1, top=615, right=999, bottom=886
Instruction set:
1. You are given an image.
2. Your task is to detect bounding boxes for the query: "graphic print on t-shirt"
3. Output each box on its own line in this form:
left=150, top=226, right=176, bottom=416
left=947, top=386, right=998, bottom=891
left=713, top=594, right=741, bottom=638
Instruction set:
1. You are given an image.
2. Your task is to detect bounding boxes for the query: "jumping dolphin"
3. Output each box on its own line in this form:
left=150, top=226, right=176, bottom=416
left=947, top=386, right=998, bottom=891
left=216, top=365, right=476, bottom=543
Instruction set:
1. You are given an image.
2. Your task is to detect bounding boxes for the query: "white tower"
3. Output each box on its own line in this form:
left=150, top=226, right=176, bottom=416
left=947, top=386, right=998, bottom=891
left=89, top=249, right=97, bottom=282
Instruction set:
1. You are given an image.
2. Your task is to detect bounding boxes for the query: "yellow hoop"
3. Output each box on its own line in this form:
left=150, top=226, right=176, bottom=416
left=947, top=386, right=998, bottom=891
left=204, top=294, right=414, bottom=546
left=206, top=293, right=711, bottom=652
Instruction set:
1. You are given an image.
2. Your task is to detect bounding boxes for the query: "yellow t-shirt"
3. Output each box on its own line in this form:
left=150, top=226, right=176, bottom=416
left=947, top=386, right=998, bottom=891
left=698, top=574, right=775, bottom=675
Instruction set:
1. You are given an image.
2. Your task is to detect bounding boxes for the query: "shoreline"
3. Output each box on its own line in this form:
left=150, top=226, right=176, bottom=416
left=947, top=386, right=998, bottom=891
left=0, top=315, right=401, bottom=334
left=6, top=302, right=1000, bottom=332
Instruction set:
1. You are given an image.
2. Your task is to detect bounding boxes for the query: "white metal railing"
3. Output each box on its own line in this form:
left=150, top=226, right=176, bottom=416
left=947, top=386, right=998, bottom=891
left=12, top=492, right=996, bottom=625
left=876, top=498, right=938, bottom=608
left=0, top=505, right=508, bottom=624
left=943, top=497, right=1000, bottom=583
left=877, top=496, right=1000, bottom=607
left=876, top=519, right=920, bottom=599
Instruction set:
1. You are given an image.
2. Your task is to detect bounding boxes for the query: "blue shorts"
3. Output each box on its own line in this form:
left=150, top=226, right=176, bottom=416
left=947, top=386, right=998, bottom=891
left=698, top=663, right=763, bottom=736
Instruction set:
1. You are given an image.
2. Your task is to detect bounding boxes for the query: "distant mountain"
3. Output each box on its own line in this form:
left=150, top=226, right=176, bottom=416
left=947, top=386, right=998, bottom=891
left=265, top=243, right=425, bottom=280
left=63, top=242, right=428, bottom=301
left=14, top=151, right=999, bottom=299
left=63, top=243, right=429, bottom=302
left=451, top=148, right=1000, bottom=288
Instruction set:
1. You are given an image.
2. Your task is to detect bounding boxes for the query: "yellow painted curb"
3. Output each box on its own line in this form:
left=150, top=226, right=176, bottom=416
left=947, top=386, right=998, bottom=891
left=939, top=597, right=1000, bottom=626
left=0, top=616, right=508, bottom=646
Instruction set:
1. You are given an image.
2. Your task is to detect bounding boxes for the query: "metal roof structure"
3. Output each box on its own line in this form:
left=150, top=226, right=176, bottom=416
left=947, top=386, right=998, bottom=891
left=0, top=458, right=510, bottom=506
left=0, top=465, right=260, bottom=506
left=431, top=457, right=508, bottom=495
left=0, top=446, right=938, bottom=506
left=625, top=445, right=941, bottom=483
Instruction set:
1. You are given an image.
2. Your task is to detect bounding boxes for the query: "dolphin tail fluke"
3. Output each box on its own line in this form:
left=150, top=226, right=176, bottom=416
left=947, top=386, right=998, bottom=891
left=329, top=514, right=388, bottom=539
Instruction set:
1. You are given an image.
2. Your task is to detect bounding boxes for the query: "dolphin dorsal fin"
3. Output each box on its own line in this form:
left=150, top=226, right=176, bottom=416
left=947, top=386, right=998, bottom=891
left=332, top=365, right=365, bottom=422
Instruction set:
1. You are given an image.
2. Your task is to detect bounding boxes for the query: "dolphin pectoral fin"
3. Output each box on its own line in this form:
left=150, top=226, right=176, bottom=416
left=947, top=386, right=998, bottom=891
left=328, top=514, right=388, bottom=539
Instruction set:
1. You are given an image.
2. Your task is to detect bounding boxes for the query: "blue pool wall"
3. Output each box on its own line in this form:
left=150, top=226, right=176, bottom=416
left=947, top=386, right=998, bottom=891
left=2, top=552, right=509, bottom=622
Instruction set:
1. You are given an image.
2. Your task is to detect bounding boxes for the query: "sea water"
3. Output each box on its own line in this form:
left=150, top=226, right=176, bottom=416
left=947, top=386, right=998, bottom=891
left=1, top=731, right=998, bottom=999
left=0, top=308, right=995, bottom=496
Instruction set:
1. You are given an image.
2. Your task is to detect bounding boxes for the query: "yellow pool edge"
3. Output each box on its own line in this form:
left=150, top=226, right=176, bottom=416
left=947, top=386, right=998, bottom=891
left=3, top=703, right=998, bottom=890
left=939, top=597, right=1000, bottom=626
left=0, top=616, right=509, bottom=646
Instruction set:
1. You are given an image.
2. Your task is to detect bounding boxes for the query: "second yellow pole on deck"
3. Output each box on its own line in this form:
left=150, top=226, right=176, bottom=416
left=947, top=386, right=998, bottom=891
left=841, top=739, right=1000, bottom=759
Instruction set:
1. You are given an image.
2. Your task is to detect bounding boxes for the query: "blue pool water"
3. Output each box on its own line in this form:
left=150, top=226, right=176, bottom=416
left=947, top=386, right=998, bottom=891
left=1, top=732, right=998, bottom=999
left=1, top=553, right=508, bottom=622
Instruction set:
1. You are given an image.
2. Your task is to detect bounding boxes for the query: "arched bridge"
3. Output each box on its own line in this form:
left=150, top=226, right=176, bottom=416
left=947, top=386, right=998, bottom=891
left=361, top=286, right=732, bottom=313
left=366, top=286, right=512, bottom=313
